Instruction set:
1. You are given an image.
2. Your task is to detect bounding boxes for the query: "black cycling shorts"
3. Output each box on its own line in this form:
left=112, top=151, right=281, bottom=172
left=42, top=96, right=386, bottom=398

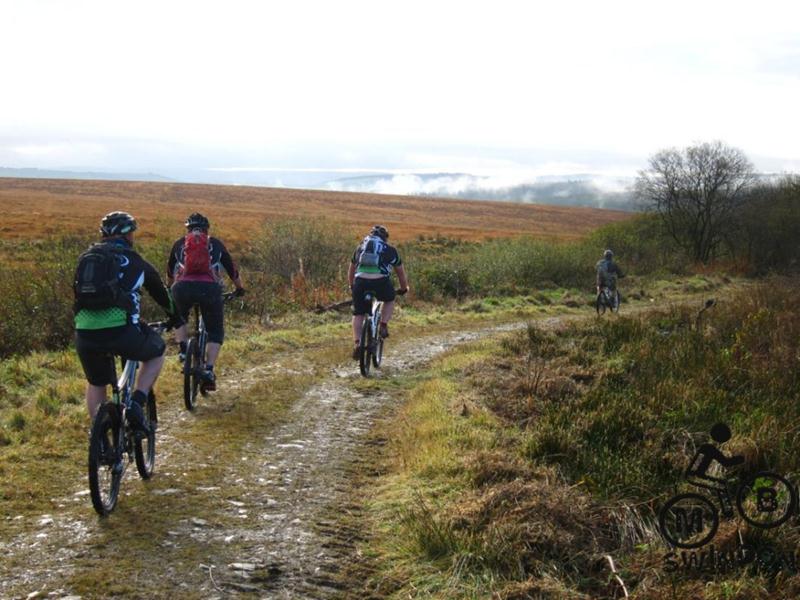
left=351, top=277, right=395, bottom=315
left=172, top=280, right=225, bottom=344
left=75, top=323, right=166, bottom=386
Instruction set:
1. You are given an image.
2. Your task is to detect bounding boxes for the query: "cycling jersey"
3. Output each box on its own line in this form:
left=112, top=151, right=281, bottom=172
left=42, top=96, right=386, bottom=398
left=351, top=237, right=402, bottom=278
left=74, top=238, right=174, bottom=330
left=168, top=236, right=239, bottom=284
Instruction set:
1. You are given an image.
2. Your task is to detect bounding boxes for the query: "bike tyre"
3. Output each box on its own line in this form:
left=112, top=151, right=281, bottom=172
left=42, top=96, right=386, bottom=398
left=736, top=471, right=797, bottom=529
left=359, top=319, right=371, bottom=377
left=184, top=338, right=199, bottom=411
left=658, top=492, right=719, bottom=549
left=611, top=290, right=621, bottom=313
left=88, top=403, right=122, bottom=516
left=134, top=391, right=157, bottom=479
left=372, top=306, right=384, bottom=368
left=596, top=293, right=606, bottom=315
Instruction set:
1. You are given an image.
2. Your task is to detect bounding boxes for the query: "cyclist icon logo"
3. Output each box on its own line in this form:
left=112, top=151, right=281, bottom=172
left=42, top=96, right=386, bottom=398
left=658, top=423, right=798, bottom=549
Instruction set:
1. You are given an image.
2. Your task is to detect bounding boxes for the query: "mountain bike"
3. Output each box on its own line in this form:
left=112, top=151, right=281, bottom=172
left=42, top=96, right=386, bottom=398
left=87, top=321, right=170, bottom=516
left=183, top=291, right=238, bottom=410
left=358, top=288, right=406, bottom=377
left=658, top=471, right=797, bottom=549
left=596, top=286, right=620, bottom=315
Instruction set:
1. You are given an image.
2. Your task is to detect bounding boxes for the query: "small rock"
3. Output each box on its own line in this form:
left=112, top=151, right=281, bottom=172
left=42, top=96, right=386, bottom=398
left=167, top=531, right=180, bottom=537
left=38, top=517, right=54, bottom=526
left=73, top=490, right=90, bottom=497
left=224, top=535, right=235, bottom=543
left=191, top=518, right=208, bottom=527
left=229, top=562, right=257, bottom=571
left=153, top=488, right=180, bottom=496
left=227, top=500, right=245, bottom=507
left=26, top=590, right=44, bottom=599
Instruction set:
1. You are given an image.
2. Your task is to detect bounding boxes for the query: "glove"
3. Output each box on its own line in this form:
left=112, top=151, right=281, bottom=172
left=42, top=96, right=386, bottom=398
left=397, top=287, right=409, bottom=296
left=234, top=287, right=246, bottom=298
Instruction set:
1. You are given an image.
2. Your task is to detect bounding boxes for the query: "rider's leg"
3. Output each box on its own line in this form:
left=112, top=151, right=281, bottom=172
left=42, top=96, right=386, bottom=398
left=174, top=323, right=189, bottom=344
left=86, top=385, right=107, bottom=420
left=206, top=342, right=221, bottom=368
left=135, top=354, right=165, bottom=395
left=352, top=315, right=366, bottom=345
left=380, top=300, right=394, bottom=324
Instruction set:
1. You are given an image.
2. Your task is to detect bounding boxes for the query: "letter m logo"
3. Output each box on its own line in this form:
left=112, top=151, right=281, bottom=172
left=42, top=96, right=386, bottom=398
left=673, top=507, right=705, bottom=537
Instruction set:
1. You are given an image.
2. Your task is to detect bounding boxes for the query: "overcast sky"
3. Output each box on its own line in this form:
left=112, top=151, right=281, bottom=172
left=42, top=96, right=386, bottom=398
left=2, top=0, right=799, bottom=177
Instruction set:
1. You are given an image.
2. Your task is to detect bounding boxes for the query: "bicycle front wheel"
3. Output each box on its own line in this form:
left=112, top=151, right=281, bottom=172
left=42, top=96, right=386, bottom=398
left=359, top=319, right=371, bottom=377
left=88, top=403, right=123, bottom=516
left=736, top=471, right=797, bottom=529
left=596, top=293, right=606, bottom=315
left=134, top=390, right=157, bottom=479
left=184, top=338, right=200, bottom=411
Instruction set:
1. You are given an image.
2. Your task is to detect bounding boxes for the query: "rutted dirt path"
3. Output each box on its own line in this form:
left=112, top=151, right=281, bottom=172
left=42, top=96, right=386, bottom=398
left=177, top=323, right=527, bottom=598
left=0, top=320, right=529, bottom=599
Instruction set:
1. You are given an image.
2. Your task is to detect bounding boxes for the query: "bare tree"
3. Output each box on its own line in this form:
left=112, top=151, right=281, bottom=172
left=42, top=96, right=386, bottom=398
left=635, top=141, right=756, bottom=263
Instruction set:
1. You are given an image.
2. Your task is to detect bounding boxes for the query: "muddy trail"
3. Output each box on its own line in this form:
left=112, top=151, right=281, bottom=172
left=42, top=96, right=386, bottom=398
left=1, top=319, right=533, bottom=599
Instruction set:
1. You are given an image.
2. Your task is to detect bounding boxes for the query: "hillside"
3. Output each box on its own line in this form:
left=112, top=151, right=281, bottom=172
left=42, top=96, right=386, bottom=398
left=0, top=177, right=631, bottom=242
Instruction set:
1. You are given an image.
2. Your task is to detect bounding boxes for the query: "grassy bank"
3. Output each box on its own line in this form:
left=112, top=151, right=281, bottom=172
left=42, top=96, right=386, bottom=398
left=352, top=277, right=800, bottom=599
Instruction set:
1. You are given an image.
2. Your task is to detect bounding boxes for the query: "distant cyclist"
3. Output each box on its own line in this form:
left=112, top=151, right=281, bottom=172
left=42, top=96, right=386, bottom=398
left=348, top=225, right=409, bottom=360
left=167, top=213, right=245, bottom=391
left=74, top=211, right=178, bottom=434
left=596, top=249, right=625, bottom=296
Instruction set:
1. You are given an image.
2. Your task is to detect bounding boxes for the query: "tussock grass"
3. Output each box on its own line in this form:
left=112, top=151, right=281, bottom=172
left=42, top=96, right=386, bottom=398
left=353, top=278, right=800, bottom=598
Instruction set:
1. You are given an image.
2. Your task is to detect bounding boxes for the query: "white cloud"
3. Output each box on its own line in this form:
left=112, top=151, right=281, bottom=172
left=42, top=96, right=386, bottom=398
left=0, top=0, right=798, bottom=172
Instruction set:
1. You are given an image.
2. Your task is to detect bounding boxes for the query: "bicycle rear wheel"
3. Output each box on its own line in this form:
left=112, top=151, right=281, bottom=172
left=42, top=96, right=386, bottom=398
left=183, top=338, right=200, bottom=411
left=88, top=403, right=123, bottom=516
left=134, top=391, right=157, bottom=479
left=359, top=319, right=372, bottom=377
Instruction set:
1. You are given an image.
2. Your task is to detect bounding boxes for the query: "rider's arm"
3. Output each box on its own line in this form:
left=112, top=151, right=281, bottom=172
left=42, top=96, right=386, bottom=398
left=216, top=239, right=243, bottom=289
left=395, top=264, right=408, bottom=292
left=166, top=238, right=181, bottom=286
left=720, top=453, right=745, bottom=468
left=347, top=262, right=356, bottom=287
left=142, top=259, right=175, bottom=314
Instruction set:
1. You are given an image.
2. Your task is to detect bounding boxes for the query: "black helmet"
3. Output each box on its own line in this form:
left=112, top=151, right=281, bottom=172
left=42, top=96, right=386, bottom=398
left=185, top=213, right=210, bottom=230
left=604, top=249, right=614, bottom=260
left=370, top=225, right=389, bottom=240
left=100, top=211, right=137, bottom=237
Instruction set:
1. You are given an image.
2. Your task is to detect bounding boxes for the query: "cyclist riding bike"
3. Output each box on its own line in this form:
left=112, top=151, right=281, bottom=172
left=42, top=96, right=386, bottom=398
left=596, top=249, right=625, bottom=297
left=348, top=225, right=408, bottom=360
left=74, top=211, right=178, bottom=435
left=685, top=422, right=745, bottom=491
left=167, top=213, right=245, bottom=392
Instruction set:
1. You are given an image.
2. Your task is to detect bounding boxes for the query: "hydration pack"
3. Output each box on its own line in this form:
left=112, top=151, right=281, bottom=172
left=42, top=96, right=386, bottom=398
left=73, top=243, right=133, bottom=313
left=357, top=236, right=383, bottom=268
left=597, top=259, right=614, bottom=286
left=181, top=231, right=212, bottom=276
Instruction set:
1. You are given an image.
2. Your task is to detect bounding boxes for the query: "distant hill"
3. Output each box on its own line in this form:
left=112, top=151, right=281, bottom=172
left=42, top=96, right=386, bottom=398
left=323, top=172, right=637, bottom=211
left=0, top=167, right=173, bottom=183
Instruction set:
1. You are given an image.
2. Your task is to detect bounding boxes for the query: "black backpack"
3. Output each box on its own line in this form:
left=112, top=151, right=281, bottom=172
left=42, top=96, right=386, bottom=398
left=73, top=243, right=134, bottom=313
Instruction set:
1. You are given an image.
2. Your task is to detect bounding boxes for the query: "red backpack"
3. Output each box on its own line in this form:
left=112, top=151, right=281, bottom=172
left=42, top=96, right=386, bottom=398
left=181, top=231, right=212, bottom=276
